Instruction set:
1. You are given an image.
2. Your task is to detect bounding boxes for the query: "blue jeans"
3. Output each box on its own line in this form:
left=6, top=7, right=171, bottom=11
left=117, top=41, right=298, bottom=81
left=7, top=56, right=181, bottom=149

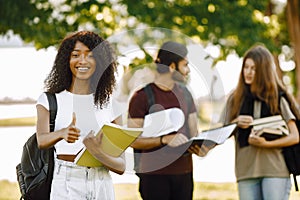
left=238, top=177, right=291, bottom=200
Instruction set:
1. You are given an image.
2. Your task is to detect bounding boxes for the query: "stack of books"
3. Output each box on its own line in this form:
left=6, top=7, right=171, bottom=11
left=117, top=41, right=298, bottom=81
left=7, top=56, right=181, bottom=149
left=251, top=115, right=288, bottom=140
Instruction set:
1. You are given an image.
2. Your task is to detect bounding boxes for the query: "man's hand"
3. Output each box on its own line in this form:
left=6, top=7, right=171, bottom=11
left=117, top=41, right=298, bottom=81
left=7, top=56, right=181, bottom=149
left=188, top=144, right=214, bottom=157
left=162, top=133, right=189, bottom=147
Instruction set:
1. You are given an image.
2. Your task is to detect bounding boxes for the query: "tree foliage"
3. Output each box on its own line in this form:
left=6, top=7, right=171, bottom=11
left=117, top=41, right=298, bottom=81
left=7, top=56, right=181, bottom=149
left=1, top=0, right=300, bottom=97
left=0, top=0, right=132, bottom=49
left=0, top=0, right=289, bottom=55
left=122, top=0, right=289, bottom=62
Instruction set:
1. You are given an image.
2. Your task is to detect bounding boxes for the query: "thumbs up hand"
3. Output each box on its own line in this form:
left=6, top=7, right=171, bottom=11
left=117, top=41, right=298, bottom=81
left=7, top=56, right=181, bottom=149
left=71, top=112, right=76, bottom=126
left=61, top=112, right=80, bottom=143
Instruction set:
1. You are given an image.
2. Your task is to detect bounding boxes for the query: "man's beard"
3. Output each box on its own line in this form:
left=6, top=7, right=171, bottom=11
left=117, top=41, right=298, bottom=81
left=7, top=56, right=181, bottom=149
left=172, top=70, right=188, bottom=84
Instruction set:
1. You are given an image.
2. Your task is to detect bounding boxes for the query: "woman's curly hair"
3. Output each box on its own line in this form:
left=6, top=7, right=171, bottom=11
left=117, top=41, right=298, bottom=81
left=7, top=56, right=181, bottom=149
left=44, top=31, right=117, bottom=108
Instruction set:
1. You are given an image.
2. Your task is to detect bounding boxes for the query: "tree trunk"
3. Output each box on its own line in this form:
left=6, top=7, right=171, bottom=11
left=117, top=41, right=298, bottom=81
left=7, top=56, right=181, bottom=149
left=273, top=53, right=283, bottom=79
left=286, top=0, right=300, bottom=103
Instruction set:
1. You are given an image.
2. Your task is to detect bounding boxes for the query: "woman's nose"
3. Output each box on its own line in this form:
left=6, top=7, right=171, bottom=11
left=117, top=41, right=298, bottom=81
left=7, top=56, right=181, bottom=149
left=79, top=55, right=88, bottom=63
left=245, top=68, right=252, bottom=74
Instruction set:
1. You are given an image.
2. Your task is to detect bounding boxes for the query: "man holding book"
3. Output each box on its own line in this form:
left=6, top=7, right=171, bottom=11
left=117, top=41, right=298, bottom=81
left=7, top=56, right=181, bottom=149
left=127, top=41, right=208, bottom=200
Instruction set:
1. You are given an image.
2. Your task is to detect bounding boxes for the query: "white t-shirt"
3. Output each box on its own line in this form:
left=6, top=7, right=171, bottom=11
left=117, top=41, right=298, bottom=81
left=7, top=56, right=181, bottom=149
left=36, top=90, right=123, bottom=155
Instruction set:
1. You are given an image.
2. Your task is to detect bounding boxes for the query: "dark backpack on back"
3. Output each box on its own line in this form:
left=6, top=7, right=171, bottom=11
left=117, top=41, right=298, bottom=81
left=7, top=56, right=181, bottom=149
left=280, top=92, right=300, bottom=191
left=16, top=92, right=57, bottom=200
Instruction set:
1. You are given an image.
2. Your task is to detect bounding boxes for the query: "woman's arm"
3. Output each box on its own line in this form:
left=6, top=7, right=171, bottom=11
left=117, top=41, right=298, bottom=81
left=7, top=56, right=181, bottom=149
left=36, top=105, right=80, bottom=149
left=249, top=119, right=299, bottom=148
left=188, top=112, right=198, bottom=138
left=249, top=97, right=300, bottom=148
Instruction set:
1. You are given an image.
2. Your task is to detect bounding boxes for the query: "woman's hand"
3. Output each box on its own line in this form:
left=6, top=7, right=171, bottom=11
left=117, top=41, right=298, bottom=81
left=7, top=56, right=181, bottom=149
left=83, top=130, right=103, bottom=153
left=248, top=129, right=268, bottom=147
left=61, top=112, right=80, bottom=143
left=83, top=130, right=126, bottom=175
left=236, top=115, right=254, bottom=129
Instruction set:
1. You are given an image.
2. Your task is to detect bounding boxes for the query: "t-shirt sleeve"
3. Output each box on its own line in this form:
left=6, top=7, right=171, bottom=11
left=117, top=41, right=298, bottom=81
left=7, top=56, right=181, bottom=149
left=187, top=90, right=196, bottom=114
left=128, top=89, right=148, bottom=119
left=218, top=94, right=234, bottom=125
left=280, top=96, right=296, bottom=122
left=36, top=93, right=49, bottom=111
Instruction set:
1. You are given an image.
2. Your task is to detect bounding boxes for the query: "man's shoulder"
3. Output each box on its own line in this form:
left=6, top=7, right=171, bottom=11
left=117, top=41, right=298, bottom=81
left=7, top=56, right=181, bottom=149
left=175, top=82, right=193, bottom=96
left=130, top=83, right=153, bottom=100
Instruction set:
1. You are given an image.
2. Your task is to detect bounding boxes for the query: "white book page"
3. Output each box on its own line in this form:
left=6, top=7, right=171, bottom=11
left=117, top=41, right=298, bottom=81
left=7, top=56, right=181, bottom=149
left=191, top=123, right=237, bottom=144
left=253, top=120, right=287, bottom=130
left=141, top=108, right=185, bottom=137
left=251, top=115, right=283, bottom=126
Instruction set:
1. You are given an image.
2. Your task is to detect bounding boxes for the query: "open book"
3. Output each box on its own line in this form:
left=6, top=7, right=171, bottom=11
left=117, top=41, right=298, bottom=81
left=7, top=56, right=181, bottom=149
left=251, top=115, right=288, bottom=141
left=74, top=123, right=143, bottom=167
left=186, top=123, right=237, bottom=147
left=174, top=123, right=237, bottom=154
left=141, top=108, right=185, bottom=137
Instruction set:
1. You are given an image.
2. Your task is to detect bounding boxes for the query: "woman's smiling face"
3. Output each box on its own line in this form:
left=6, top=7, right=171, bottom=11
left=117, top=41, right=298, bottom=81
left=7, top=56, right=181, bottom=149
left=69, top=41, right=96, bottom=81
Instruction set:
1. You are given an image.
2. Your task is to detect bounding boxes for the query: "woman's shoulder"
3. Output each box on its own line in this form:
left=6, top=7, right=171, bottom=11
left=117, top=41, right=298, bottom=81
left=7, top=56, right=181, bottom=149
left=36, top=92, right=49, bottom=110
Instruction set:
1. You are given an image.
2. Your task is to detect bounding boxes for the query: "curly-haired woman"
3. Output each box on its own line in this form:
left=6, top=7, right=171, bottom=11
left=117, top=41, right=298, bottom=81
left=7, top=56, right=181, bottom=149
left=36, top=31, right=125, bottom=199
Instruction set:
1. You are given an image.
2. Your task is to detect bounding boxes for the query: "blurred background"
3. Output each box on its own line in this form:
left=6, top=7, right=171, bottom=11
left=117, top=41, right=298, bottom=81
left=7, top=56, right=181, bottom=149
left=1, top=0, right=300, bottom=199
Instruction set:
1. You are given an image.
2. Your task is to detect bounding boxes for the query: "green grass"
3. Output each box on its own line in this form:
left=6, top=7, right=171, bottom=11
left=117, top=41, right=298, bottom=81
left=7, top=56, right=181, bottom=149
left=0, top=117, right=36, bottom=127
left=2, top=180, right=300, bottom=200
left=0, top=180, right=20, bottom=200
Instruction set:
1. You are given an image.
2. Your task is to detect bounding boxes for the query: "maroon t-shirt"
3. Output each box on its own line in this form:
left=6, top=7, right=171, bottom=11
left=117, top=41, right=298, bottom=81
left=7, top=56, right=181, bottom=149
left=128, top=83, right=196, bottom=175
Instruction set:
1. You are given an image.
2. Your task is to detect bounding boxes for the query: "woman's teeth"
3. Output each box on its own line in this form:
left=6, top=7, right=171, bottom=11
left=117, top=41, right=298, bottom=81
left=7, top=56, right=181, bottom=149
left=77, top=67, right=89, bottom=72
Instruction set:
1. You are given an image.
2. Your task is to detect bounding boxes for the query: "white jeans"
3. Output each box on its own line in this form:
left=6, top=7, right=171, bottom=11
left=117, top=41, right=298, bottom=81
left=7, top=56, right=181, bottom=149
left=50, top=158, right=115, bottom=200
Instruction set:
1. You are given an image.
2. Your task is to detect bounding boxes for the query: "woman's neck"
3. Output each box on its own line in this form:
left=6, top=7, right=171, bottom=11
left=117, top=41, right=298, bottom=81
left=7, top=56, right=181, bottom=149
left=69, top=79, right=91, bottom=94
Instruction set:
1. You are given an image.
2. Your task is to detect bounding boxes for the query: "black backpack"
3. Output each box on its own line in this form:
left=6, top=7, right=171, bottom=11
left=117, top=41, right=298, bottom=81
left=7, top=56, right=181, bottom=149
left=16, top=92, right=57, bottom=200
left=280, top=92, right=300, bottom=191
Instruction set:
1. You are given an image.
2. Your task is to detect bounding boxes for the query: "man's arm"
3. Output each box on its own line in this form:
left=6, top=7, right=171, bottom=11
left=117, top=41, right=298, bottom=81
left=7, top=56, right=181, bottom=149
left=128, top=118, right=162, bottom=150
left=128, top=117, right=190, bottom=149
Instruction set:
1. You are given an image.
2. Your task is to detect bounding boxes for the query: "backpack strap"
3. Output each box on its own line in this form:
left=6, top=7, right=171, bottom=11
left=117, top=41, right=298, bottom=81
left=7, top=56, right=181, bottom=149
left=44, top=92, right=57, bottom=192
left=45, top=92, right=57, bottom=132
left=144, top=84, right=156, bottom=113
left=293, top=174, right=299, bottom=191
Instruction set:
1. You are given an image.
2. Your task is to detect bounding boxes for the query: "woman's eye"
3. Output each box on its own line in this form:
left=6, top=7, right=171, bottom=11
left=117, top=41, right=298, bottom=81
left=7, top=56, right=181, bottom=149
left=71, top=53, right=79, bottom=58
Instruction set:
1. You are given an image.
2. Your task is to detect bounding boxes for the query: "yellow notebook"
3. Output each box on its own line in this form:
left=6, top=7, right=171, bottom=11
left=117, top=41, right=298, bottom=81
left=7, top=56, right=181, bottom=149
left=74, top=123, right=143, bottom=167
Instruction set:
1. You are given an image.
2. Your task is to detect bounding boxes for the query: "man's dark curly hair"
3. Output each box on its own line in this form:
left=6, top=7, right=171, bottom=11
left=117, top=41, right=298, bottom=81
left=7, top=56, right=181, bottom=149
left=44, top=31, right=117, bottom=108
